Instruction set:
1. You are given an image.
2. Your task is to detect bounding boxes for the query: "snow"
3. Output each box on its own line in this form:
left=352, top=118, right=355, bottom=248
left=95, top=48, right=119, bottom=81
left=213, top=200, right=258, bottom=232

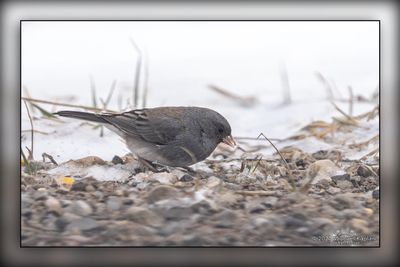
left=21, top=21, right=379, bottom=170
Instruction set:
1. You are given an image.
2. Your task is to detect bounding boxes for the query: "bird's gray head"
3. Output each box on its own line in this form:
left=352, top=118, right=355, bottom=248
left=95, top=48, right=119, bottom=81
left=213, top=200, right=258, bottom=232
left=200, top=108, right=236, bottom=148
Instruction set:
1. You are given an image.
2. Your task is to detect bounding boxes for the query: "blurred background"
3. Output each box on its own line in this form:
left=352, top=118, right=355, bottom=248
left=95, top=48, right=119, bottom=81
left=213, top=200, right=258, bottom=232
left=21, top=21, right=379, bottom=161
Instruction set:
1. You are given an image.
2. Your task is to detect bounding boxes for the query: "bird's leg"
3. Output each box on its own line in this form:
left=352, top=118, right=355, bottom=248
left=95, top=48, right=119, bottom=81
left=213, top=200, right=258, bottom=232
left=137, top=157, right=158, bottom=172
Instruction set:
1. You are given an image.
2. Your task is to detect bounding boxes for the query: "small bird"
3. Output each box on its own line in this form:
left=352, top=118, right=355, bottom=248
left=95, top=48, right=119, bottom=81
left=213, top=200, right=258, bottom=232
left=54, top=107, right=236, bottom=167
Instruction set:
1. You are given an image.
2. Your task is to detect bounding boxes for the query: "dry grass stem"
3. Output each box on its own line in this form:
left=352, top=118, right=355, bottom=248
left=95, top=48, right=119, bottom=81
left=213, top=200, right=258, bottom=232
left=23, top=100, right=34, bottom=160
left=130, top=38, right=142, bottom=108
left=257, top=133, right=296, bottom=191
left=208, top=84, right=256, bottom=107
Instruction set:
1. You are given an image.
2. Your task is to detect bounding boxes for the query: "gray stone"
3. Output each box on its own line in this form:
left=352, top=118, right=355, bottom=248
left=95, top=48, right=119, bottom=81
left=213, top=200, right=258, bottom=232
left=67, top=217, right=100, bottom=231
left=126, top=206, right=164, bottom=227
left=331, top=173, right=350, bottom=183
left=179, top=174, right=193, bottom=182
left=69, top=200, right=93, bottom=216
left=45, top=197, right=63, bottom=215
left=146, top=185, right=180, bottom=204
left=214, top=210, right=238, bottom=228
left=357, top=165, right=374, bottom=178
left=372, top=189, right=379, bottom=199
left=106, top=196, right=122, bottom=211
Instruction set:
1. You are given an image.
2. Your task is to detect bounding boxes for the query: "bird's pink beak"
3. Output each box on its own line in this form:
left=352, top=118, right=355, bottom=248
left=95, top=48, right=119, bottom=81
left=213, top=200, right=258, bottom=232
left=222, top=135, right=237, bottom=148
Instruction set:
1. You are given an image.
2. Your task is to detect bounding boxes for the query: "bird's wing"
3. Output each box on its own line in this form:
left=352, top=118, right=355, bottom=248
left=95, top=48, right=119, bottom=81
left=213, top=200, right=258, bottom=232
left=100, top=108, right=184, bottom=145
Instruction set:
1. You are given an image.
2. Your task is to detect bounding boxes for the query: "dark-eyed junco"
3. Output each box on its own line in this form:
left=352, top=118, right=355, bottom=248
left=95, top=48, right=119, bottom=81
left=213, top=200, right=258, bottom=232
left=55, top=107, right=236, bottom=167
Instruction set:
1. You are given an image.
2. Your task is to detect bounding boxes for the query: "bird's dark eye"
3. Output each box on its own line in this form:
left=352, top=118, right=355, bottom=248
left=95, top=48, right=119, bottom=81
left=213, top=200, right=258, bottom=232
left=218, top=128, right=224, bottom=134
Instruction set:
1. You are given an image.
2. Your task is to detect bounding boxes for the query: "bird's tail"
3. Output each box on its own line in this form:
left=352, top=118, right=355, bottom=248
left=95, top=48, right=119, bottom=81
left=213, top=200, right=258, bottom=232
left=54, top=110, right=109, bottom=124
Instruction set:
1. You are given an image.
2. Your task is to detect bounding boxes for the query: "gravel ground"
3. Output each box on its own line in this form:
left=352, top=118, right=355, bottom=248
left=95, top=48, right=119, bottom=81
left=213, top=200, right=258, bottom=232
left=21, top=148, right=379, bottom=246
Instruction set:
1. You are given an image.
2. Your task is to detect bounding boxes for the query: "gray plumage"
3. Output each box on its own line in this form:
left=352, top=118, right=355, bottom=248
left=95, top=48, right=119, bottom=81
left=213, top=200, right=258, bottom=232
left=54, top=107, right=235, bottom=167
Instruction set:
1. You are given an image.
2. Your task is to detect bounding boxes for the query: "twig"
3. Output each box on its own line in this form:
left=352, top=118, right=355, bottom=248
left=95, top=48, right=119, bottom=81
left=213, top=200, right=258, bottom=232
left=21, top=129, right=49, bottom=135
left=142, top=49, right=149, bottom=109
left=130, top=38, right=142, bottom=108
left=257, top=133, right=296, bottom=191
left=315, top=72, right=334, bottom=101
left=20, top=147, right=32, bottom=175
left=348, top=86, right=354, bottom=117
left=331, top=101, right=358, bottom=124
left=280, top=61, right=291, bottom=105
left=23, top=86, right=36, bottom=114
left=208, top=84, right=256, bottom=107
left=21, top=97, right=116, bottom=113
left=42, top=153, right=58, bottom=165
left=89, top=75, right=98, bottom=108
left=23, top=100, right=34, bottom=160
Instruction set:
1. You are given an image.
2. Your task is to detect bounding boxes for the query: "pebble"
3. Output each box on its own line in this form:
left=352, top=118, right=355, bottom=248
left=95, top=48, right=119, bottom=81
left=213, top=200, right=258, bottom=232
left=126, top=206, right=164, bottom=227
left=146, top=185, right=180, bottom=204
left=45, top=197, right=63, bottom=215
left=335, top=180, right=354, bottom=190
left=372, top=189, right=379, bottom=199
left=71, top=181, right=87, bottom=191
left=179, top=174, right=193, bottom=182
left=69, top=200, right=93, bottom=216
left=326, top=186, right=341, bottom=195
left=33, top=190, right=48, bottom=201
left=331, top=173, right=350, bottom=183
left=350, top=218, right=371, bottom=234
left=191, top=199, right=218, bottom=215
left=357, top=165, right=374, bottom=178
left=206, top=176, right=222, bottom=189
left=150, top=172, right=177, bottom=184
left=307, top=159, right=342, bottom=184
left=106, top=196, right=122, bottom=211
left=161, top=206, right=193, bottom=221
left=112, top=155, right=124, bottom=165
left=67, top=217, right=100, bottom=232
left=214, top=209, right=238, bottom=228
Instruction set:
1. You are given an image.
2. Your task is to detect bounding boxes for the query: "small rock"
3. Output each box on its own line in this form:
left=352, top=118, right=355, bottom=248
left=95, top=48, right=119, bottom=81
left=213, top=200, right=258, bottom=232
left=350, top=218, right=371, bottom=234
left=106, top=196, right=122, bottom=211
left=146, top=185, right=180, bottom=204
left=285, top=213, right=308, bottom=229
left=331, top=173, right=350, bottom=183
left=326, top=186, right=341, bottom=195
left=214, top=210, right=238, bottom=228
left=55, top=212, right=82, bottom=231
left=162, top=206, right=193, bottom=220
left=206, top=176, right=222, bottom=189
left=179, top=174, right=193, bottom=182
left=112, top=155, right=124, bottom=165
left=191, top=199, right=218, bottom=215
left=71, top=181, right=87, bottom=191
left=362, top=208, right=374, bottom=216
left=330, top=194, right=353, bottom=210
left=150, top=172, right=177, bottom=184
left=126, top=206, right=164, bottom=227
left=45, top=197, right=63, bottom=215
left=335, top=180, right=354, bottom=190
left=357, top=165, right=374, bottom=178
left=67, top=217, right=100, bottom=232
left=33, top=190, right=48, bottom=201
left=307, top=159, right=343, bottom=184
left=372, top=189, right=379, bottom=199
left=69, top=200, right=93, bottom=216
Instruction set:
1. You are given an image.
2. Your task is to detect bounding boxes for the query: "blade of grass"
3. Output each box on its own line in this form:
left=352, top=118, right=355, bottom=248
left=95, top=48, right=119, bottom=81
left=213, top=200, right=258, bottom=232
left=257, top=132, right=296, bottom=191
left=130, top=38, right=142, bottom=108
left=23, top=100, right=34, bottom=160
